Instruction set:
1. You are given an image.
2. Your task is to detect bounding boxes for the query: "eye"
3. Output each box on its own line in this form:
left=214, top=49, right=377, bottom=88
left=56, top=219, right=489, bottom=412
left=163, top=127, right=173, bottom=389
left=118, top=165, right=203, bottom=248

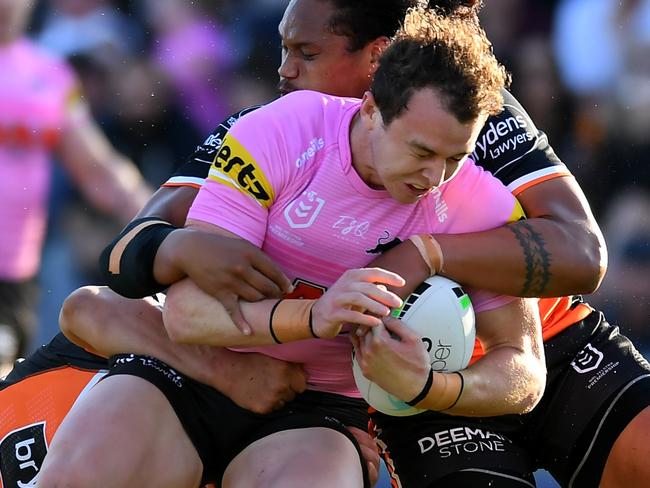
left=301, top=50, right=317, bottom=60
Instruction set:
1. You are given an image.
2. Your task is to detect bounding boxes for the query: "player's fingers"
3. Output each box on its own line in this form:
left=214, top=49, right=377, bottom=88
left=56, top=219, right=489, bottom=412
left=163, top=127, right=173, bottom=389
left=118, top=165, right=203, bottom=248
left=240, top=267, right=285, bottom=299
left=251, top=253, right=293, bottom=294
left=353, top=282, right=402, bottom=309
left=288, top=364, right=308, bottom=394
left=351, top=267, right=406, bottom=287
left=221, top=298, right=252, bottom=335
left=382, top=316, right=419, bottom=341
left=222, top=281, right=266, bottom=304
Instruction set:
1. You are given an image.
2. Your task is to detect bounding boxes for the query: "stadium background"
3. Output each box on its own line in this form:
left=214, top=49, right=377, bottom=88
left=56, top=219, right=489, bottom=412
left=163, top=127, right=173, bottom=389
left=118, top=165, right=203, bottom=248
left=16, top=1, right=650, bottom=486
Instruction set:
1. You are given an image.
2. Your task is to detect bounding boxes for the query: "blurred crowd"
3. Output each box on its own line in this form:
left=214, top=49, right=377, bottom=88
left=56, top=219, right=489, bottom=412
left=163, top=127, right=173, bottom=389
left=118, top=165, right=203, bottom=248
left=17, top=0, right=650, bottom=355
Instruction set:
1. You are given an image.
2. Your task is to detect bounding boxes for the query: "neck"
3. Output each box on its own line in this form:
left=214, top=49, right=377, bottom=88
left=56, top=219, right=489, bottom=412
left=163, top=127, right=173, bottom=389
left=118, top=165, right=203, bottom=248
left=349, top=110, right=382, bottom=188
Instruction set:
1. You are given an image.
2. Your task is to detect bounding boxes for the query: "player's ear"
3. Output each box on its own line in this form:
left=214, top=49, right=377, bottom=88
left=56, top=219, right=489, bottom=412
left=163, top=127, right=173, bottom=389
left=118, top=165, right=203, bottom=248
left=360, top=91, right=381, bottom=129
left=368, top=36, right=390, bottom=77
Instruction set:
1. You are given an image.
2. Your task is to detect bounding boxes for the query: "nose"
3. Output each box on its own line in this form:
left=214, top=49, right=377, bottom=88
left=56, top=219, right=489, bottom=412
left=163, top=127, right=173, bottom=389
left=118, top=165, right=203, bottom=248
left=422, top=160, right=446, bottom=187
left=278, top=52, right=298, bottom=80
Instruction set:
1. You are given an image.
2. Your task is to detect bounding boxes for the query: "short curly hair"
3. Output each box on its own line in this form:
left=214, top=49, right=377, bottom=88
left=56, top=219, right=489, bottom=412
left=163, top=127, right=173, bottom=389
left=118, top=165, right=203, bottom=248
left=371, top=6, right=510, bottom=125
left=317, top=0, right=483, bottom=52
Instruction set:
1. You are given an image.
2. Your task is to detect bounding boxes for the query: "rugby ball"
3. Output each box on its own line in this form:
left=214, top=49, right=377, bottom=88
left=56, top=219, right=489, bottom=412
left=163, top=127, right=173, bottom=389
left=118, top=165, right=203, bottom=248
left=352, top=276, right=475, bottom=416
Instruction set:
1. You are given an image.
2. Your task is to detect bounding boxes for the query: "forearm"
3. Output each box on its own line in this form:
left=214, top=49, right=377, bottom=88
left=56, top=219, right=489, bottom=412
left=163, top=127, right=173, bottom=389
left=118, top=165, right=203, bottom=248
left=163, top=278, right=308, bottom=346
left=437, top=345, right=546, bottom=417
left=59, top=286, right=237, bottom=389
left=436, top=215, right=605, bottom=297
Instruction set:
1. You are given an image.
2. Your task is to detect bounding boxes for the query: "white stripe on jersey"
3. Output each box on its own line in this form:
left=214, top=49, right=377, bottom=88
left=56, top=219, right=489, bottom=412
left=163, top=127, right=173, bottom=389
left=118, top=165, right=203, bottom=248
left=506, top=166, right=569, bottom=194
left=163, top=176, right=206, bottom=187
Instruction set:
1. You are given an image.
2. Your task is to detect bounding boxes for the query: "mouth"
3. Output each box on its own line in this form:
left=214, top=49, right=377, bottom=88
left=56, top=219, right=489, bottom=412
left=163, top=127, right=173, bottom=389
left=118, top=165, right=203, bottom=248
left=405, top=183, right=433, bottom=196
left=277, top=81, right=296, bottom=96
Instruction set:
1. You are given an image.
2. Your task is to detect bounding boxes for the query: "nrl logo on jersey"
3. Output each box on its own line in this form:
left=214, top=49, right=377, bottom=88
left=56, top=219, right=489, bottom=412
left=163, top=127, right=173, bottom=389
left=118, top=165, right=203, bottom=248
left=284, top=190, right=325, bottom=229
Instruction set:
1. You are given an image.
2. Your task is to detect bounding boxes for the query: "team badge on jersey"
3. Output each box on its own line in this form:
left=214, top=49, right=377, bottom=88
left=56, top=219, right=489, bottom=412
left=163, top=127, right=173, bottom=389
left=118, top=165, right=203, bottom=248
left=208, top=133, right=274, bottom=207
left=0, top=422, right=47, bottom=488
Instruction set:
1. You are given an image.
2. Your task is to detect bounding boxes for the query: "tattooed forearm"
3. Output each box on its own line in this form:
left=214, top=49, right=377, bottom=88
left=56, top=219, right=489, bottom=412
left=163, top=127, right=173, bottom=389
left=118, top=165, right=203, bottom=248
left=508, top=221, right=551, bottom=296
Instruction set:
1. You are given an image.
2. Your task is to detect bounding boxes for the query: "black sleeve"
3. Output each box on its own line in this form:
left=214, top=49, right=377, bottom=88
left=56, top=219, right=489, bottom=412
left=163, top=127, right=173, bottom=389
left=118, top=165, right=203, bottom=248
left=163, top=105, right=265, bottom=187
left=98, top=217, right=177, bottom=299
left=471, top=89, right=569, bottom=191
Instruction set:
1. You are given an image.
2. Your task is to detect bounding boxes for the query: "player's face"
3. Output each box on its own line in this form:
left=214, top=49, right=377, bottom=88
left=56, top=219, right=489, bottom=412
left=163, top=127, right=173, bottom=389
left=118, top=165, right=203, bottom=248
left=278, top=0, right=378, bottom=98
left=0, top=0, right=34, bottom=44
left=361, top=88, right=485, bottom=204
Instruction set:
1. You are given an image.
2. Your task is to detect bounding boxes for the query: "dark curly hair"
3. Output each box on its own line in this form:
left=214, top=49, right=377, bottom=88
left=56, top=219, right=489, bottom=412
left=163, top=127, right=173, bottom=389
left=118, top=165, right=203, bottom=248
left=317, top=0, right=483, bottom=52
left=371, top=6, right=510, bottom=124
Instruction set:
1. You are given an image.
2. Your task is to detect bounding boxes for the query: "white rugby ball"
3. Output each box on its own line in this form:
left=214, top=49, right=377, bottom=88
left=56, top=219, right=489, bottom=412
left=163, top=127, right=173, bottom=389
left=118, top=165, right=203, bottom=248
left=353, top=276, right=475, bottom=416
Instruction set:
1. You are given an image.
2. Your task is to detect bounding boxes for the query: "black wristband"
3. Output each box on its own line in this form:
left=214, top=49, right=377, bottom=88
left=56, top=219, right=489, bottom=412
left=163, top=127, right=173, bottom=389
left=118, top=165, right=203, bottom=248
left=308, top=306, right=319, bottom=339
left=406, top=367, right=434, bottom=407
left=269, top=299, right=284, bottom=344
left=445, top=371, right=464, bottom=410
left=99, top=217, right=177, bottom=298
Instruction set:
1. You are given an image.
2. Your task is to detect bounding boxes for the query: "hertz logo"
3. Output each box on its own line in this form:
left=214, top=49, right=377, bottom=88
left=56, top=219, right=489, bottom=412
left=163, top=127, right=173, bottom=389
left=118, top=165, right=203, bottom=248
left=208, top=133, right=274, bottom=207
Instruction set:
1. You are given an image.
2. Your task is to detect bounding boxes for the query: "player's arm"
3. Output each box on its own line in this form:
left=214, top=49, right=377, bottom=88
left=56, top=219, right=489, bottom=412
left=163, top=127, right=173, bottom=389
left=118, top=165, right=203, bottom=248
left=60, top=285, right=308, bottom=414
left=434, top=176, right=607, bottom=297
left=57, top=96, right=153, bottom=223
left=96, top=108, right=291, bottom=329
left=352, top=297, right=546, bottom=417
left=163, top=265, right=405, bottom=346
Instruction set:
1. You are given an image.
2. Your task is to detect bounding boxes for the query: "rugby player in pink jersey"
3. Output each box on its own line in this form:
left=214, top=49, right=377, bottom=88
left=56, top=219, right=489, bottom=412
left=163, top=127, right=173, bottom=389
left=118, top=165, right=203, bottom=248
left=0, top=0, right=151, bottom=374
left=37, top=10, right=547, bottom=488
left=7, top=1, right=650, bottom=487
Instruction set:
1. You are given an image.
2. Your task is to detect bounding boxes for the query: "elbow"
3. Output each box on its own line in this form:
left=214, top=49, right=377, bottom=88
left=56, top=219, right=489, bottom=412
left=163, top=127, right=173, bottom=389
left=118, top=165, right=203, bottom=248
left=161, top=290, right=194, bottom=344
left=516, top=368, right=546, bottom=414
left=59, top=286, right=101, bottom=341
left=510, top=358, right=547, bottom=415
left=556, top=221, right=608, bottom=294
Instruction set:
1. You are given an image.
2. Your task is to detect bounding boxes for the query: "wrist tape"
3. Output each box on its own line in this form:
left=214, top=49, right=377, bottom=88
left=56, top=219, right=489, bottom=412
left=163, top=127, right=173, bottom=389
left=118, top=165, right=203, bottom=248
left=269, top=299, right=318, bottom=344
left=408, top=234, right=444, bottom=276
left=99, top=217, right=177, bottom=298
left=408, top=369, right=464, bottom=411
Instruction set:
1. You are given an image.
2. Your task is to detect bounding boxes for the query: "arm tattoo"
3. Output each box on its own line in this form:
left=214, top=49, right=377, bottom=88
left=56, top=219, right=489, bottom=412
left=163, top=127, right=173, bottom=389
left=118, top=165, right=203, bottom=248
left=508, top=221, right=551, bottom=296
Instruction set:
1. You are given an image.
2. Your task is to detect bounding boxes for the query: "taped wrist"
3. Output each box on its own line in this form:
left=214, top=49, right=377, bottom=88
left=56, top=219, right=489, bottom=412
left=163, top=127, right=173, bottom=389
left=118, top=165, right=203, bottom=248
left=411, top=370, right=464, bottom=411
left=408, top=234, right=444, bottom=276
left=99, top=217, right=177, bottom=298
left=269, top=299, right=318, bottom=343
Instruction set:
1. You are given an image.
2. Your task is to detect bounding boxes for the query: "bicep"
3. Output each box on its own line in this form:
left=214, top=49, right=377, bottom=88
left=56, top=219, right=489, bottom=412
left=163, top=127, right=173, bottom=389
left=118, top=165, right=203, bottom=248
left=135, top=186, right=200, bottom=227
left=185, top=218, right=242, bottom=239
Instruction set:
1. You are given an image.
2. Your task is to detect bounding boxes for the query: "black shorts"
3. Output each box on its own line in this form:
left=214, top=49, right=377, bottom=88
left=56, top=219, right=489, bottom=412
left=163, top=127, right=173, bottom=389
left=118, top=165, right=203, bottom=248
left=0, top=280, right=39, bottom=361
left=372, top=311, right=650, bottom=488
left=523, top=311, right=650, bottom=487
left=108, top=354, right=371, bottom=487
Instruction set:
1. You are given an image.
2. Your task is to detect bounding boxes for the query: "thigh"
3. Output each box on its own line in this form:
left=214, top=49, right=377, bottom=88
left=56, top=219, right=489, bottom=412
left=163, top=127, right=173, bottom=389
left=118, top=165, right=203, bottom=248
left=372, top=412, right=534, bottom=488
left=37, top=375, right=202, bottom=488
left=223, top=427, right=364, bottom=488
left=600, top=404, right=650, bottom=488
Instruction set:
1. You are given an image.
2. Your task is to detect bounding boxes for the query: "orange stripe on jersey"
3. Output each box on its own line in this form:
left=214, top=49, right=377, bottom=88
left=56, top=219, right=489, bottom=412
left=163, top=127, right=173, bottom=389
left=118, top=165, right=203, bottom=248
left=469, top=296, right=593, bottom=364
left=162, top=181, right=203, bottom=189
left=512, top=172, right=571, bottom=197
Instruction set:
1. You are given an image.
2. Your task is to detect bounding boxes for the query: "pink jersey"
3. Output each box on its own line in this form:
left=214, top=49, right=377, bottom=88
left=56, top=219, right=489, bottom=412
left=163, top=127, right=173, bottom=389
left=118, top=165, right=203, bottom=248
left=188, top=90, right=523, bottom=397
left=0, top=38, right=78, bottom=280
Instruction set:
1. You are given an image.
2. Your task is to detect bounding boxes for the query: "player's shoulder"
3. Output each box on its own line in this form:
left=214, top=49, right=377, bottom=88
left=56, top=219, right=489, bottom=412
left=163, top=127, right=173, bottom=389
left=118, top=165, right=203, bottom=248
left=472, top=89, right=568, bottom=190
